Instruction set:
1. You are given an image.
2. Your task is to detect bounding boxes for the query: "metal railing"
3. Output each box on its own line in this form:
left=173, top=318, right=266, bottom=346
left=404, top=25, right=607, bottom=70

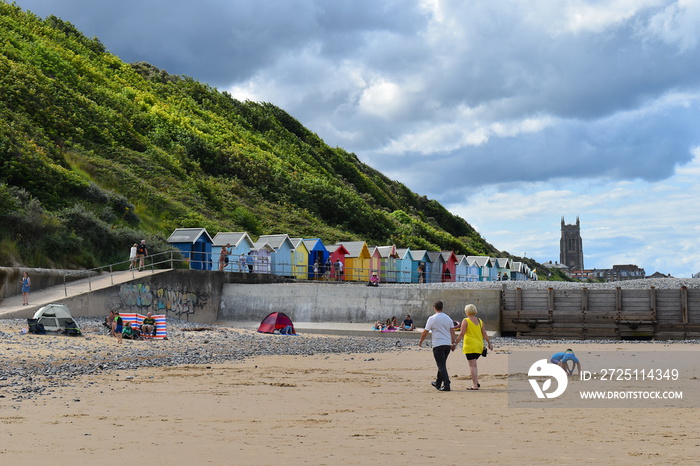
left=196, top=250, right=533, bottom=283
left=62, top=250, right=181, bottom=297
left=60, top=249, right=534, bottom=297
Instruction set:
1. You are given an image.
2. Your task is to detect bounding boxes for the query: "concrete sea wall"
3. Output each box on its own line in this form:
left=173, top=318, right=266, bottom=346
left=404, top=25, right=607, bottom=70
left=219, top=282, right=501, bottom=330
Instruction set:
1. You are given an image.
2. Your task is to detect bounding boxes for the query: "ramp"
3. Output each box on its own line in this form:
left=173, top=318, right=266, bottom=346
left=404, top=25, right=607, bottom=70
left=0, top=269, right=170, bottom=319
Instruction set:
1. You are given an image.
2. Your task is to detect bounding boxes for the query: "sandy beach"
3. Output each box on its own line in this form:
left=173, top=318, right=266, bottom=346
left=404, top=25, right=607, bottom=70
left=1, top=320, right=699, bottom=465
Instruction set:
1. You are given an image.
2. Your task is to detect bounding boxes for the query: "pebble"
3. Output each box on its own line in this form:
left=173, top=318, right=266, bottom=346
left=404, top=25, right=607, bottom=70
left=378, top=277, right=700, bottom=290
left=0, top=317, right=409, bottom=402
left=1, top=310, right=697, bottom=403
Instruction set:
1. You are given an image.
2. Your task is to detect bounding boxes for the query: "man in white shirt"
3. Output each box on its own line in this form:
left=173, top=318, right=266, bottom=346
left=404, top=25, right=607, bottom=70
left=418, top=300, right=456, bottom=391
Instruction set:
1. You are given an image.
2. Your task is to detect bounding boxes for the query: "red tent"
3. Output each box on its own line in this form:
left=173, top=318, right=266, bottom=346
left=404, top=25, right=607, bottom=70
left=257, top=312, right=296, bottom=334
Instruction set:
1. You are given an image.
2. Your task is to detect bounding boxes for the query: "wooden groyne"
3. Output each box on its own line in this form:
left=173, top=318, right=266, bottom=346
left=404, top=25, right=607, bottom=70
left=501, top=286, right=700, bottom=339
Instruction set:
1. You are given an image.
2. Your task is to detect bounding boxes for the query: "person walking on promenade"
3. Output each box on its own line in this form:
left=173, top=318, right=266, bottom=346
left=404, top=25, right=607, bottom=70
left=136, top=240, right=148, bottom=271
left=418, top=300, right=456, bottom=391
left=334, top=259, right=343, bottom=280
left=20, top=271, right=31, bottom=305
left=129, top=243, right=138, bottom=270
left=246, top=252, right=255, bottom=273
left=455, top=304, right=493, bottom=390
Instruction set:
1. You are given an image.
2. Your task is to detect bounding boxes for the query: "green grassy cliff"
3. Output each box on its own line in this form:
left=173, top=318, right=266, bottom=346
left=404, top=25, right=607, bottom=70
left=0, top=2, right=501, bottom=269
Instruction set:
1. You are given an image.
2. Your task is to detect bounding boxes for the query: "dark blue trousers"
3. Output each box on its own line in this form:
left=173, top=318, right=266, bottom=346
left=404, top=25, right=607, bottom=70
left=433, top=345, right=451, bottom=388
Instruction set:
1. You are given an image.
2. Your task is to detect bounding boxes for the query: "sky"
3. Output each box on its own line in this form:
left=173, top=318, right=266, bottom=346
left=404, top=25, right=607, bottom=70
left=13, top=0, right=700, bottom=277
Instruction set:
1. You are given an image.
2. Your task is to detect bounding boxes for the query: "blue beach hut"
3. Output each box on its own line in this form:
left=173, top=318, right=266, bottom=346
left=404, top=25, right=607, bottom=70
left=167, top=228, right=214, bottom=270
left=468, top=256, right=494, bottom=281
left=455, top=255, right=468, bottom=282
left=395, top=248, right=415, bottom=283
left=303, top=238, right=329, bottom=279
left=257, top=234, right=295, bottom=277
left=426, top=252, right=445, bottom=283
left=411, top=250, right=432, bottom=283
left=211, top=232, right=254, bottom=272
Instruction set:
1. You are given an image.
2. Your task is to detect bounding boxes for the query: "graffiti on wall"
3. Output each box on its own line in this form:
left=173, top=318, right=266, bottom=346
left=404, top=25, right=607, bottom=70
left=115, top=283, right=210, bottom=319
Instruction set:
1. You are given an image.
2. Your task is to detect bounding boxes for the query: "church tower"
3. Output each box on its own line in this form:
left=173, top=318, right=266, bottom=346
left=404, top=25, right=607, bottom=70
left=560, top=216, right=584, bottom=270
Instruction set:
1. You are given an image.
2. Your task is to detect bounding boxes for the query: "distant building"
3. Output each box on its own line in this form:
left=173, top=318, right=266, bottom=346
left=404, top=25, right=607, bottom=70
left=648, top=271, right=673, bottom=279
left=569, top=269, right=594, bottom=280
left=542, top=260, right=569, bottom=270
left=560, top=216, right=584, bottom=271
left=567, top=265, right=646, bottom=282
left=612, top=264, right=646, bottom=280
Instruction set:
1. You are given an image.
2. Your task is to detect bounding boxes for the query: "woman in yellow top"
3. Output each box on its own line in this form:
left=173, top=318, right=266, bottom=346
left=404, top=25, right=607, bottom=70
left=455, top=304, right=493, bottom=390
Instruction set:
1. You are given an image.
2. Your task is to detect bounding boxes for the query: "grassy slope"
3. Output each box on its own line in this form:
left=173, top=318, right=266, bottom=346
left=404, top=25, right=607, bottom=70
left=0, top=2, right=504, bottom=270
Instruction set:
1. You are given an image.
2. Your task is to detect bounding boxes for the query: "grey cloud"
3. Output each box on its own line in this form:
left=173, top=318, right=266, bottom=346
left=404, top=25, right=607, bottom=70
left=17, top=0, right=428, bottom=86
left=373, top=103, right=699, bottom=203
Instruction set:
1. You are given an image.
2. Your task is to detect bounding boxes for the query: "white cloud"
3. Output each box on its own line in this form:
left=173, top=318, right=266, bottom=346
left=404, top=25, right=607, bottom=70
left=358, top=80, right=405, bottom=118
left=643, top=0, right=700, bottom=51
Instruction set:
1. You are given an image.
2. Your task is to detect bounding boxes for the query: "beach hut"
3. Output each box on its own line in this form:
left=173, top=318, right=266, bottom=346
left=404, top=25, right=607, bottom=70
left=166, top=228, right=214, bottom=270
left=395, top=248, right=415, bottom=283
left=511, top=261, right=530, bottom=281
left=211, top=232, right=254, bottom=272
left=302, top=238, right=329, bottom=280
left=487, top=257, right=498, bottom=281
left=426, top=252, right=445, bottom=283
left=495, top=257, right=513, bottom=281
left=251, top=240, right=275, bottom=274
left=468, top=256, right=495, bottom=281
left=372, top=245, right=399, bottom=283
left=411, top=250, right=432, bottom=283
left=440, top=251, right=458, bottom=282
left=257, top=234, right=295, bottom=277
left=289, top=238, right=310, bottom=280
left=327, top=243, right=349, bottom=281
left=455, top=255, right=468, bottom=282
left=337, top=241, right=371, bottom=282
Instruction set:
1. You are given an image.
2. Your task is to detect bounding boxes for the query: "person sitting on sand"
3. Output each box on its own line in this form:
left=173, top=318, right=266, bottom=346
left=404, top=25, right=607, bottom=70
left=550, top=349, right=581, bottom=376
left=141, top=312, right=156, bottom=338
left=372, top=321, right=384, bottom=331
left=122, top=321, right=137, bottom=340
left=401, top=314, right=415, bottom=331
left=385, top=318, right=396, bottom=330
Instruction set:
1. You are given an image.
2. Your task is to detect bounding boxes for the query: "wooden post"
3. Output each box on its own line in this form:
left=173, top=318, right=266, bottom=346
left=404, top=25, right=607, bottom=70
left=650, top=286, right=657, bottom=339
left=681, top=286, right=688, bottom=325
left=582, top=287, right=588, bottom=339
left=548, top=287, right=554, bottom=337
left=515, top=287, right=522, bottom=320
left=616, top=287, right=622, bottom=338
